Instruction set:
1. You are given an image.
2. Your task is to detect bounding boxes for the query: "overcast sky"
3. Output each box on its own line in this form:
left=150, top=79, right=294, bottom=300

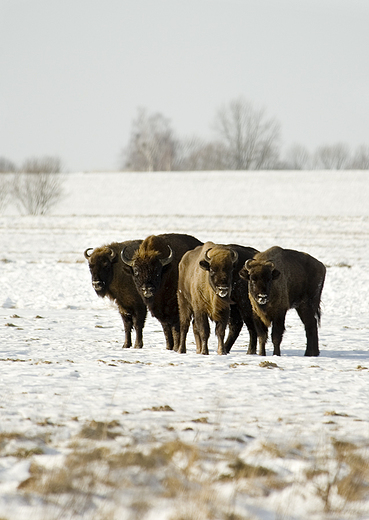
left=1, top=0, right=369, bottom=172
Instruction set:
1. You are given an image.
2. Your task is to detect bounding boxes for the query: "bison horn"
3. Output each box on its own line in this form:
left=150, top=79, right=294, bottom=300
left=160, top=246, right=173, bottom=266
left=121, top=246, right=134, bottom=266
left=245, top=259, right=254, bottom=271
left=230, top=249, right=238, bottom=264
left=204, top=248, right=212, bottom=262
left=84, top=248, right=94, bottom=259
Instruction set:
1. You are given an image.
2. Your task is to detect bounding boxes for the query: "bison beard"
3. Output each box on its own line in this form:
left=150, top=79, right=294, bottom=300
left=84, top=241, right=147, bottom=349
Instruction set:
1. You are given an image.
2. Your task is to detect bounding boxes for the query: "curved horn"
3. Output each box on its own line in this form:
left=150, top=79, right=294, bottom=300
left=230, top=249, right=238, bottom=264
left=204, top=248, right=212, bottom=262
left=160, top=245, right=173, bottom=266
left=84, top=248, right=94, bottom=259
left=245, top=259, right=254, bottom=271
left=121, top=246, right=135, bottom=266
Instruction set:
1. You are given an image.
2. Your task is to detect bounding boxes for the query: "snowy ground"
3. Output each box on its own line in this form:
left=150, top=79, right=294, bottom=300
left=1, top=171, right=369, bottom=520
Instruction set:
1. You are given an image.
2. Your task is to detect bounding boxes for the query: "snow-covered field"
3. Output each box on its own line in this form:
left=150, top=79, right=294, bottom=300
left=1, top=170, right=369, bottom=520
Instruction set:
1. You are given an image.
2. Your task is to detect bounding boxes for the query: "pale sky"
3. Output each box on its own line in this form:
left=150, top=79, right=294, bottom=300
left=1, top=0, right=369, bottom=171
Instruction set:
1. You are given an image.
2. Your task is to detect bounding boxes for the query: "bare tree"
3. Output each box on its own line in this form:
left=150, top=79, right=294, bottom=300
left=0, top=157, right=17, bottom=173
left=13, top=156, right=65, bottom=215
left=0, top=175, right=12, bottom=213
left=350, top=144, right=369, bottom=169
left=0, top=157, right=16, bottom=213
left=213, top=97, right=281, bottom=170
left=283, top=144, right=312, bottom=170
left=122, top=108, right=177, bottom=171
left=312, top=143, right=351, bottom=170
left=176, top=136, right=229, bottom=171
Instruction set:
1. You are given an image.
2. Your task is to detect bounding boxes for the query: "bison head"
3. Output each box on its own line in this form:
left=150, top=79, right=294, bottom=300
left=121, top=238, right=173, bottom=301
left=199, top=247, right=238, bottom=299
left=240, top=259, right=280, bottom=305
left=84, top=247, right=117, bottom=297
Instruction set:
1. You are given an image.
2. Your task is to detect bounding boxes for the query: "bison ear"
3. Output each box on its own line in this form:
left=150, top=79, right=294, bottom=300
left=239, top=267, right=249, bottom=280
left=272, top=269, right=280, bottom=280
left=199, top=260, right=210, bottom=271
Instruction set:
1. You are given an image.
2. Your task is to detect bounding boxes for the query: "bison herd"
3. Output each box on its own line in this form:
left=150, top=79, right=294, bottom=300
left=84, top=233, right=326, bottom=357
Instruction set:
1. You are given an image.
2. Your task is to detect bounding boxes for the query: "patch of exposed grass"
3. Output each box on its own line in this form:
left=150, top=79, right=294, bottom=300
left=259, top=361, right=282, bottom=369
left=324, top=410, right=349, bottom=417
left=79, top=420, right=121, bottom=440
left=145, top=405, right=174, bottom=412
left=221, top=458, right=275, bottom=481
left=8, top=447, right=44, bottom=458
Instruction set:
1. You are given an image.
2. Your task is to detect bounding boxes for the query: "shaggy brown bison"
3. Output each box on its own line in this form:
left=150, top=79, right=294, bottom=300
left=121, top=233, right=203, bottom=351
left=239, top=246, right=326, bottom=356
left=178, top=242, right=244, bottom=355
left=84, top=241, right=147, bottom=349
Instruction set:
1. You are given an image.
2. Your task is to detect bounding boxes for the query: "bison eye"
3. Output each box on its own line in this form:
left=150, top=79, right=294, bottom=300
left=133, top=267, right=139, bottom=277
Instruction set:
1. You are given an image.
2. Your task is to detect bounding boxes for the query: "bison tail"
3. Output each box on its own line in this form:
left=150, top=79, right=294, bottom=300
left=315, top=305, right=322, bottom=327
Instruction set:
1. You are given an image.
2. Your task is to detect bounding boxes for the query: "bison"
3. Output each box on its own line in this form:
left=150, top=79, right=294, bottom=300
left=84, top=241, right=147, bottom=349
left=239, top=246, right=326, bottom=356
left=223, top=244, right=259, bottom=354
left=121, top=233, right=203, bottom=351
left=177, top=242, right=246, bottom=355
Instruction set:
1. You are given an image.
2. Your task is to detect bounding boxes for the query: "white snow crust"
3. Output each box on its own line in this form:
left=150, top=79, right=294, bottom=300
left=0, top=170, right=369, bottom=520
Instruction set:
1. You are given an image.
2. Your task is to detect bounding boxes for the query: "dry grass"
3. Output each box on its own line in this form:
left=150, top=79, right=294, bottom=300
left=305, top=437, right=369, bottom=514
left=4, top=419, right=367, bottom=520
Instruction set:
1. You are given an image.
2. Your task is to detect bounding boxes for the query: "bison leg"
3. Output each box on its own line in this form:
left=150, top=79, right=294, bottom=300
left=253, top=315, right=268, bottom=356
left=162, top=322, right=175, bottom=350
left=271, top=312, right=286, bottom=356
left=215, top=319, right=228, bottom=356
left=238, top=306, right=258, bottom=355
left=296, top=304, right=320, bottom=356
left=171, top=322, right=181, bottom=352
left=192, top=320, right=202, bottom=354
left=225, top=305, right=243, bottom=353
left=132, top=309, right=146, bottom=349
left=178, top=300, right=192, bottom=354
left=121, top=313, right=133, bottom=348
left=194, top=312, right=210, bottom=355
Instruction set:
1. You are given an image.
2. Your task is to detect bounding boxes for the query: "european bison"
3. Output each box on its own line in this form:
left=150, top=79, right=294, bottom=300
left=121, top=233, right=203, bottom=351
left=223, top=244, right=259, bottom=354
left=239, top=246, right=326, bottom=356
left=177, top=242, right=241, bottom=355
left=84, top=241, right=147, bottom=349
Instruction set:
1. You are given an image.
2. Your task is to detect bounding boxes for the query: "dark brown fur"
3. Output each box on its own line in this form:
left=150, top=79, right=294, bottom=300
left=224, top=244, right=259, bottom=354
left=177, top=242, right=239, bottom=355
left=84, top=241, right=147, bottom=349
left=121, top=233, right=203, bottom=351
left=239, top=246, right=326, bottom=356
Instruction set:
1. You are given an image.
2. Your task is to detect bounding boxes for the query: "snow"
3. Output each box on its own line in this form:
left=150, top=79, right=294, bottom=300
left=1, top=170, right=369, bottom=520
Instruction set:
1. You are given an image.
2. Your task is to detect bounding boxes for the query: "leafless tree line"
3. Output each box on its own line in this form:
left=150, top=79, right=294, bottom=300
left=121, top=97, right=369, bottom=171
left=0, top=156, right=65, bottom=215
